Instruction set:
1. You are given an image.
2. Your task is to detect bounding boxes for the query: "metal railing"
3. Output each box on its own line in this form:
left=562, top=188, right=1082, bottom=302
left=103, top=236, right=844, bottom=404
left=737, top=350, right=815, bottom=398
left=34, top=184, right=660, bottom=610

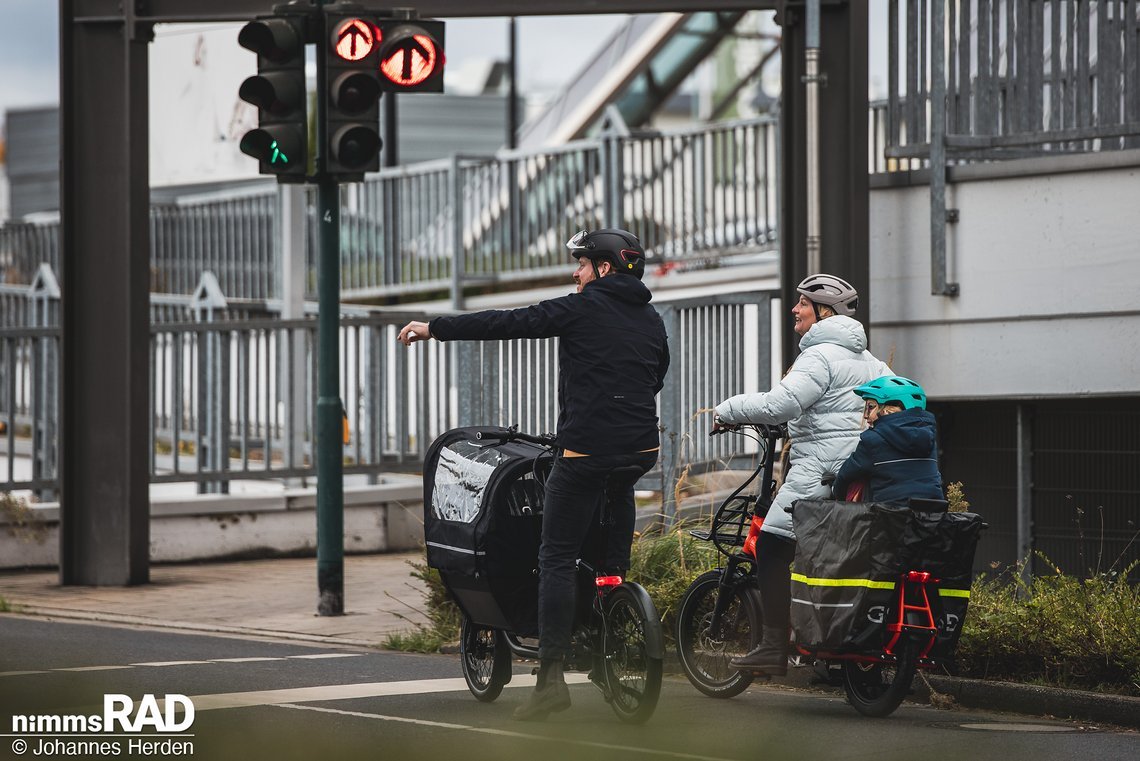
left=880, top=0, right=1140, bottom=166
left=0, top=115, right=780, bottom=306
left=874, top=1, right=1140, bottom=296
left=3, top=281, right=777, bottom=515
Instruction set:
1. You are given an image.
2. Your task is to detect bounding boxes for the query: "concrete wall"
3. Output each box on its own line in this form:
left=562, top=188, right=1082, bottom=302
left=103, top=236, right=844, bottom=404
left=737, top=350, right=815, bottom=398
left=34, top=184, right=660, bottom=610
left=0, top=481, right=424, bottom=570
left=869, top=149, right=1140, bottom=400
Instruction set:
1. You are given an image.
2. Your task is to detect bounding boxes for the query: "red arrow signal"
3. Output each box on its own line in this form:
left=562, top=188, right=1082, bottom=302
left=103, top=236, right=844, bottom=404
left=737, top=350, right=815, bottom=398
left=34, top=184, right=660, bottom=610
left=333, top=18, right=376, bottom=62
left=380, top=34, right=438, bottom=87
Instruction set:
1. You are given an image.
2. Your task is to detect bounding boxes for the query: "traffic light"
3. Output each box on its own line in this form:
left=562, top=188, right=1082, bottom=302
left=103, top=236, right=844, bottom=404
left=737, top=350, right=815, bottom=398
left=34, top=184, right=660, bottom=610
left=376, top=20, right=445, bottom=93
left=324, top=12, right=383, bottom=178
left=237, top=15, right=309, bottom=181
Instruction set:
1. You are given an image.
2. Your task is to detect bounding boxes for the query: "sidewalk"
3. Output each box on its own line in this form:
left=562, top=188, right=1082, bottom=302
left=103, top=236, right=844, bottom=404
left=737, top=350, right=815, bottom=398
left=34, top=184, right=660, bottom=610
left=2, top=552, right=1139, bottom=730
left=0, top=553, right=430, bottom=648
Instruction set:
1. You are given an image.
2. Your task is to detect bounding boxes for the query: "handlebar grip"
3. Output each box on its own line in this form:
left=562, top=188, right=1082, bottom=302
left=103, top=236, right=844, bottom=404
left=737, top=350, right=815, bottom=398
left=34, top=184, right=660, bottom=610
left=475, top=428, right=555, bottom=447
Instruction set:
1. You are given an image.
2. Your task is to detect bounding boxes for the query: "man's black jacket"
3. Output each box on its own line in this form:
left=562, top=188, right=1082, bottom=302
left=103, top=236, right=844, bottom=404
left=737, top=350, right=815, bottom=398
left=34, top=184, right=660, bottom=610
left=429, top=276, right=670, bottom=455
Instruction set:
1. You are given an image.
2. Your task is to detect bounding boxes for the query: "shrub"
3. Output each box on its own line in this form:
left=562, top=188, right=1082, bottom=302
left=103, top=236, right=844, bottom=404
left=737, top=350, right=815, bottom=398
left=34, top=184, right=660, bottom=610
left=2, top=492, right=48, bottom=544
left=956, top=559, right=1140, bottom=695
left=626, top=522, right=721, bottom=646
left=381, top=557, right=460, bottom=653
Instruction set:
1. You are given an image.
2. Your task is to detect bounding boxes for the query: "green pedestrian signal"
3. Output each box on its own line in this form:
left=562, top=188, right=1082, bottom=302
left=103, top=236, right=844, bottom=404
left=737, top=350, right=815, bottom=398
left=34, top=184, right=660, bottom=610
left=238, top=14, right=309, bottom=181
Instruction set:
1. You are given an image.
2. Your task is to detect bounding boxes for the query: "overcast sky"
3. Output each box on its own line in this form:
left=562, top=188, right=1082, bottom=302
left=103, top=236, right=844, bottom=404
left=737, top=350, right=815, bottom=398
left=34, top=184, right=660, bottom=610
left=0, top=1, right=630, bottom=124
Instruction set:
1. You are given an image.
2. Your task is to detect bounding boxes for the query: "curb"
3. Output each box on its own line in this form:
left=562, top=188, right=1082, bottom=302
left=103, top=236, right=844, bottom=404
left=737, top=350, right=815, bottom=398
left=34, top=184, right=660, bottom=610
left=924, top=674, right=1140, bottom=730
left=737, top=660, right=1140, bottom=730
left=5, top=606, right=383, bottom=650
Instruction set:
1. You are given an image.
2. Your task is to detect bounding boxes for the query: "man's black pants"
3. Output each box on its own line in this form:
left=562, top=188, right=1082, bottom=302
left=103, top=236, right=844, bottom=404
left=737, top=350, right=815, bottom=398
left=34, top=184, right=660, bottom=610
left=536, top=450, right=658, bottom=660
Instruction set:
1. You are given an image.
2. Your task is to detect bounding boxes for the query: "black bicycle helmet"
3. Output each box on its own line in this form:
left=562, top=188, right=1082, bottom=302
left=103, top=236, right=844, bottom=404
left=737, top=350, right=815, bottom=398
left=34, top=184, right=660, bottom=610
left=566, top=228, right=646, bottom=280
left=796, top=273, right=859, bottom=317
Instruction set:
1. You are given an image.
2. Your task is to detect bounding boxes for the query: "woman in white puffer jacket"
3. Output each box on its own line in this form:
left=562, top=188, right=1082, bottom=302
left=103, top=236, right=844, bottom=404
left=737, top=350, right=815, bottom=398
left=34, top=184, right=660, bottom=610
left=713, top=273, right=890, bottom=676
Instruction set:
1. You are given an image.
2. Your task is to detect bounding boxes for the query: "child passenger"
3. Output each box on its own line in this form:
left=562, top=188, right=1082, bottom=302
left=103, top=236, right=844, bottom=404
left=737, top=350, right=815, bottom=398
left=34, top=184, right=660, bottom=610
left=831, top=375, right=944, bottom=504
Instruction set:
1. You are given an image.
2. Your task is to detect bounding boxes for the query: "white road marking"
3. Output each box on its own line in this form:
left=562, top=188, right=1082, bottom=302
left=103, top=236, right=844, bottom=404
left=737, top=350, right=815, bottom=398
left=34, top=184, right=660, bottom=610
left=5, top=653, right=359, bottom=675
left=189, top=673, right=591, bottom=711
left=277, top=702, right=742, bottom=761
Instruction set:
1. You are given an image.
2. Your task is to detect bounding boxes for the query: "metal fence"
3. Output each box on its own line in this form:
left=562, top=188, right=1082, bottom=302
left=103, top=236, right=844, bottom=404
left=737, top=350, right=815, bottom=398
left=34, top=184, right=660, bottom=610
left=0, top=116, right=779, bottom=306
left=2, top=285, right=777, bottom=517
left=334, top=117, right=779, bottom=301
left=879, top=0, right=1140, bottom=168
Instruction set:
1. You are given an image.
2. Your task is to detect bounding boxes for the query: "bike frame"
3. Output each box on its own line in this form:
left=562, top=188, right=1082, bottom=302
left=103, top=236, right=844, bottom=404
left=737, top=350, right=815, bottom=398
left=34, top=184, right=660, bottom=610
left=796, top=570, right=942, bottom=668
left=697, top=424, right=784, bottom=640
left=499, top=561, right=623, bottom=662
left=474, top=425, right=662, bottom=665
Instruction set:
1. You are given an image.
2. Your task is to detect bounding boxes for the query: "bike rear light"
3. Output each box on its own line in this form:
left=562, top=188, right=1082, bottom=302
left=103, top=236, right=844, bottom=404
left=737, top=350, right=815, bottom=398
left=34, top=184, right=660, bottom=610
left=906, top=571, right=933, bottom=583
left=596, top=575, right=623, bottom=588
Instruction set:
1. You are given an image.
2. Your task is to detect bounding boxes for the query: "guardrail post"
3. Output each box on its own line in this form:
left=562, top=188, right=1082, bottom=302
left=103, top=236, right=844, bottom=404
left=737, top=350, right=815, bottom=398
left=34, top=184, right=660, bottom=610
left=929, top=0, right=959, bottom=297
left=191, top=272, right=229, bottom=494
left=454, top=341, right=476, bottom=427
left=601, top=133, right=625, bottom=229
left=449, top=155, right=466, bottom=310
left=365, top=323, right=382, bottom=483
left=279, top=184, right=308, bottom=485
left=657, top=304, right=682, bottom=527
left=29, top=264, right=60, bottom=501
left=599, top=106, right=631, bottom=229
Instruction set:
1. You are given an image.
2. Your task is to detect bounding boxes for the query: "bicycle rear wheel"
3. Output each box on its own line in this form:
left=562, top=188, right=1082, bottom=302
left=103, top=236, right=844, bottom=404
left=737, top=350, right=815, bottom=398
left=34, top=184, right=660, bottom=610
left=675, top=569, right=763, bottom=698
left=841, top=637, right=920, bottom=718
left=459, top=616, right=511, bottom=702
left=602, top=584, right=663, bottom=724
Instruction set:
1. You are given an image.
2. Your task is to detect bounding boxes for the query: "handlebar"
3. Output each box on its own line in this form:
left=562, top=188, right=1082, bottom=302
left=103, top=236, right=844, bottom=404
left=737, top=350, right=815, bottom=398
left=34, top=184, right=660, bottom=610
left=709, top=422, right=788, bottom=440
left=475, top=425, right=557, bottom=448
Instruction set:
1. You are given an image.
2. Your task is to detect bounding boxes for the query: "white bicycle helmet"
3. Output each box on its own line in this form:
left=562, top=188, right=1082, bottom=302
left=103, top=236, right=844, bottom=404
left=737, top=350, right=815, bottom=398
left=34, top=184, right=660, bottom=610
left=796, top=273, right=859, bottom=317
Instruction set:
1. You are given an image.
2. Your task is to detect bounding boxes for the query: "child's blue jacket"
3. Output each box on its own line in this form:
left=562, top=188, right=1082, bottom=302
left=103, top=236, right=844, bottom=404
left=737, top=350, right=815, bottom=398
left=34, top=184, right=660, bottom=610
left=831, top=408, right=944, bottom=504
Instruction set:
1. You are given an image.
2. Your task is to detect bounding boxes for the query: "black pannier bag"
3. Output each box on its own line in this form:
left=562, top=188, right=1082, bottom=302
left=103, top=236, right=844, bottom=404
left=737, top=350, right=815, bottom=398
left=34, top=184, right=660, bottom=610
left=423, top=426, right=553, bottom=637
left=790, top=500, right=985, bottom=656
left=790, top=500, right=910, bottom=653
left=899, top=510, right=985, bottom=659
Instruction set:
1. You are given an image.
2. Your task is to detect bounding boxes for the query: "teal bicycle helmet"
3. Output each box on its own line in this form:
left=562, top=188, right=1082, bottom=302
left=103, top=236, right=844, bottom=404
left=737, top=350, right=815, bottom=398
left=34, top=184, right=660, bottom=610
left=854, top=375, right=928, bottom=410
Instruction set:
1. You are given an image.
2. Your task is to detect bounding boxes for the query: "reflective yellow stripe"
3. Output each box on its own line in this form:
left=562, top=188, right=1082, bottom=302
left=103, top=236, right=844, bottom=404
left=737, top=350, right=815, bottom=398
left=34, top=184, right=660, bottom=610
left=939, top=588, right=971, bottom=599
left=790, top=573, right=896, bottom=590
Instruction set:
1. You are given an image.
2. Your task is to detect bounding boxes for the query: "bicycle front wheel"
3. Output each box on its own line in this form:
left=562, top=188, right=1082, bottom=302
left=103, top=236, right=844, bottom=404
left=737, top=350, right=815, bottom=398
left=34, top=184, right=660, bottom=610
left=842, top=636, right=920, bottom=718
left=602, top=584, right=663, bottom=724
left=675, top=569, right=763, bottom=698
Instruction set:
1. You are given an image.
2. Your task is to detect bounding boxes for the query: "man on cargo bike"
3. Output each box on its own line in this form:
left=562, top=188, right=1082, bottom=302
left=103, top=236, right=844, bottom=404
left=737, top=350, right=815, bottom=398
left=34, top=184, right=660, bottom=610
left=398, top=229, right=669, bottom=720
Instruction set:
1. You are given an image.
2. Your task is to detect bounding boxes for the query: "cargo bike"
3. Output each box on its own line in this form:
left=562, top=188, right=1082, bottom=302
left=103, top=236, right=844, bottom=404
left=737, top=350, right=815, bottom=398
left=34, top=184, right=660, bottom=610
left=423, top=425, right=665, bottom=724
left=675, top=424, right=985, bottom=717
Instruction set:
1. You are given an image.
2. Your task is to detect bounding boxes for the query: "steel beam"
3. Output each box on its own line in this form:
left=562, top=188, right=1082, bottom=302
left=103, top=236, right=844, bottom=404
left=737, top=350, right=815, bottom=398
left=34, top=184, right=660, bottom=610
left=79, top=1, right=775, bottom=23
left=778, top=0, right=868, bottom=368
left=60, top=1, right=152, bottom=585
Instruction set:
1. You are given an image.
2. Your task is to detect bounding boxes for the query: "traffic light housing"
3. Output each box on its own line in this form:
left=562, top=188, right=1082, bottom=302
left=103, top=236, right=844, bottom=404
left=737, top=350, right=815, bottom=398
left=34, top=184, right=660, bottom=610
left=237, top=15, right=309, bottom=181
left=324, top=13, right=383, bottom=178
left=376, top=20, right=445, bottom=93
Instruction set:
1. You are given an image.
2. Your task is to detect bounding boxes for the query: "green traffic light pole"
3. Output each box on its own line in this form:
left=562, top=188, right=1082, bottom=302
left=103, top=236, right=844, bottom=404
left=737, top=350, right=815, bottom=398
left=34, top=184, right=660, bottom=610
left=315, top=0, right=344, bottom=616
